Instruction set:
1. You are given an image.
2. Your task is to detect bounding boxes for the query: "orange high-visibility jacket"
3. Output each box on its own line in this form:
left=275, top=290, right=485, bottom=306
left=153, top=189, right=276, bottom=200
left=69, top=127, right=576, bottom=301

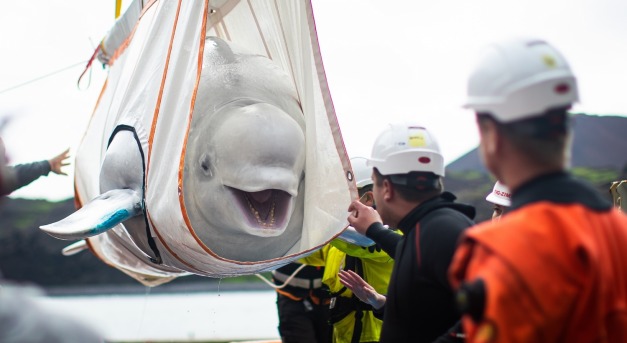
left=449, top=172, right=627, bottom=343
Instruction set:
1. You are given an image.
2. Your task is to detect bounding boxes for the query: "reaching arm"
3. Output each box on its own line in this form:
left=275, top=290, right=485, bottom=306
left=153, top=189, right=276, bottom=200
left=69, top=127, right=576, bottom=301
left=347, top=199, right=402, bottom=258
left=3, top=148, right=71, bottom=195
left=6, top=161, right=50, bottom=194
left=338, top=269, right=386, bottom=310
left=365, top=222, right=402, bottom=258
left=47, top=148, right=70, bottom=176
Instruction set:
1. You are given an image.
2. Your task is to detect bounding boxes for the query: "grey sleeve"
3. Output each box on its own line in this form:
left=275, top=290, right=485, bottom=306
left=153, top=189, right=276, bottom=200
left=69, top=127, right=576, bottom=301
left=4, top=160, right=51, bottom=194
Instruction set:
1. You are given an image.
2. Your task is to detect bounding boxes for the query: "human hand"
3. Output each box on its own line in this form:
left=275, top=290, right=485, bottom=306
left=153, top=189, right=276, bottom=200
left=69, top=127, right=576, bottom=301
left=338, top=269, right=386, bottom=309
left=48, top=148, right=70, bottom=175
left=361, top=243, right=382, bottom=254
left=347, top=199, right=382, bottom=235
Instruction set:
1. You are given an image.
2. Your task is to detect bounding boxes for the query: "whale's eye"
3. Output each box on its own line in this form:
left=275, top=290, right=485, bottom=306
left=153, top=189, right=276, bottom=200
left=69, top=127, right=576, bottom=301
left=199, top=153, right=212, bottom=177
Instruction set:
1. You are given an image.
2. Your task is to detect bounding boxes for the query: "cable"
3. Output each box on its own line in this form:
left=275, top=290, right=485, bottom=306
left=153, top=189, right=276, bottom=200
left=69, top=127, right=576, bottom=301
left=0, top=61, right=87, bottom=95
left=255, top=263, right=308, bottom=289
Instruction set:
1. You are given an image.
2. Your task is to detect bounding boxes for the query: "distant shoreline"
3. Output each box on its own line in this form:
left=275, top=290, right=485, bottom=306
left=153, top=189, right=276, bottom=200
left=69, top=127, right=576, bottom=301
left=44, top=280, right=275, bottom=297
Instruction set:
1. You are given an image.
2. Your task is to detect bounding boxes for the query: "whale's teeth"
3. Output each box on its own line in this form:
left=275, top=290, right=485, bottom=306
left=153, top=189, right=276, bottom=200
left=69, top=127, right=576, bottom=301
left=245, top=193, right=276, bottom=228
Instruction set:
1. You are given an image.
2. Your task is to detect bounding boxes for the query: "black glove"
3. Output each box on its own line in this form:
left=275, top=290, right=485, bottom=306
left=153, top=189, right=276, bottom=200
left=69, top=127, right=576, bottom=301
left=362, top=243, right=382, bottom=253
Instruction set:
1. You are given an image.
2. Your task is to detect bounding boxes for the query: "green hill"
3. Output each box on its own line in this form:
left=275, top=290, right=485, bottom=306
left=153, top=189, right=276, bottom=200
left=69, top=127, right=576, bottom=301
left=447, top=113, right=627, bottom=173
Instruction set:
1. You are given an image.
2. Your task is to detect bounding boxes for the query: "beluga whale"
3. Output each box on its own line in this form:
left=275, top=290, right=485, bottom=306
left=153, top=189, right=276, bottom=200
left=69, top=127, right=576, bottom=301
left=38, top=1, right=355, bottom=286
left=182, top=37, right=306, bottom=260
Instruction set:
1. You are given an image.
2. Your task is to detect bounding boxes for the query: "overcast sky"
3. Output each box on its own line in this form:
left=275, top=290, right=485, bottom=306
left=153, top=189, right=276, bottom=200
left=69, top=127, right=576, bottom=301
left=1, top=0, right=626, bottom=201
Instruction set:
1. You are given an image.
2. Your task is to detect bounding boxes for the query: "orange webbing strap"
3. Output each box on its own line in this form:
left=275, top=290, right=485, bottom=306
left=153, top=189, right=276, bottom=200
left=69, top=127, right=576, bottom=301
left=76, top=46, right=101, bottom=89
left=276, top=288, right=303, bottom=302
left=309, top=290, right=331, bottom=306
left=276, top=289, right=331, bottom=306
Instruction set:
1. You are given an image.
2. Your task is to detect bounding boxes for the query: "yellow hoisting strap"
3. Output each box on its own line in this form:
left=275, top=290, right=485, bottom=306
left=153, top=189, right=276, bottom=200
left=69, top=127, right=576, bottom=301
left=115, top=0, right=122, bottom=18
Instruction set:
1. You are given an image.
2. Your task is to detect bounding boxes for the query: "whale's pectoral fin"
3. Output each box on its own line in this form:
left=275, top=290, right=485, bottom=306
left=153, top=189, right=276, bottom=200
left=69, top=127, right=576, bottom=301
left=61, top=240, right=89, bottom=256
left=40, top=189, right=143, bottom=240
left=337, top=226, right=376, bottom=247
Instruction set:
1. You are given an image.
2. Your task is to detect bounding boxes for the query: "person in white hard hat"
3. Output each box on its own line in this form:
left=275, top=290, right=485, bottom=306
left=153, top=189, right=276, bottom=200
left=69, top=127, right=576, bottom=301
left=449, top=37, right=627, bottom=342
left=485, top=181, right=511, bottom=221
left=345, top=123, right=476, bottom=343
left=299, top=156, right=396, bottom=343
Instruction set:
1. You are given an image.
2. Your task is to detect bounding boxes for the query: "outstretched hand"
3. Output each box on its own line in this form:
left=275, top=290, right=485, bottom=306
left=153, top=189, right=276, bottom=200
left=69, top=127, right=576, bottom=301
left=347, top=199, right=382, bottom=235
left=48, top=148, right=71, bottom=176
left=338, top=269, right=386, bottom=310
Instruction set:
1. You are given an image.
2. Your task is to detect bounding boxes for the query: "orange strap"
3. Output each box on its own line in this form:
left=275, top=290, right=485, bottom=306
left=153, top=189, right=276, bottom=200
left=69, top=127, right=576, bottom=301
left=276, top=289, right=331, bottom=306
left=276, top=289, right=303, bottom=301
left=76, top=46, right=100, bottom=89
left=309, top=291, right=331, bottom=306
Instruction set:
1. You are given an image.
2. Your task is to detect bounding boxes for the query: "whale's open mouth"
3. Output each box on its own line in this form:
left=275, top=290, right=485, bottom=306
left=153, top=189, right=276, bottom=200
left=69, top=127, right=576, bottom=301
left=229, top=187, right=293, bottom=236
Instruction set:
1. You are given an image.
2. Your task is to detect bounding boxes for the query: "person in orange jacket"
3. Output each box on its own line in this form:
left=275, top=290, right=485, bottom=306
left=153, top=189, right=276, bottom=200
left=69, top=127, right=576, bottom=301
left=448, top=36, right=627, bottom=343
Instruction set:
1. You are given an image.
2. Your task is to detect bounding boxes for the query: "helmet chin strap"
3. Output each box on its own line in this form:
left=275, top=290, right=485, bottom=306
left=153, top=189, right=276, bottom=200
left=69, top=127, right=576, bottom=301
left=389, top=172, right=439, bottom=190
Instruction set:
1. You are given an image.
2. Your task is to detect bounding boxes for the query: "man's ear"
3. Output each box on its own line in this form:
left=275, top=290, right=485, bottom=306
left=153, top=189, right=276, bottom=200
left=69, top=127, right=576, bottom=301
left=360, top=190, right=375, bottom=206
left=382, top=179, right=394, bottom=202
left=479, top=119, right=501, bottom=159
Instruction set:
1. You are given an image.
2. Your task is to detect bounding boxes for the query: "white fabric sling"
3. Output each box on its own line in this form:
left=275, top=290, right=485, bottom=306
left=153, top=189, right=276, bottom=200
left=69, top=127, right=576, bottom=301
left=69, top=0, right=354, bottom=286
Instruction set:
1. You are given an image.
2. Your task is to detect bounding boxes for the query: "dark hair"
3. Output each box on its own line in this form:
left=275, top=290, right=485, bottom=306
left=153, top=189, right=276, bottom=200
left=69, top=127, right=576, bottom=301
left=358, top=184, right=373, bottom=198
left=373, top=168, right=442, bottom=203
left=477, top=107, right=571, bottom=167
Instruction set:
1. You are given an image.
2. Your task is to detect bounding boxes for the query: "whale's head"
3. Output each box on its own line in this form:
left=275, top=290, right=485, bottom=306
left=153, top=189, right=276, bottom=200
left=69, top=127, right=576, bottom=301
left=182, top=37, right=306, bottom=261
left=188, top=101, right=305, bottom=234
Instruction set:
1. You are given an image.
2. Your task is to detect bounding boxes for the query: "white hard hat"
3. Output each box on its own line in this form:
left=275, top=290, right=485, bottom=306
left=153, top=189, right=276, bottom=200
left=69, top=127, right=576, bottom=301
left=486, top=181, right=511, bottom=207
left=350, top=157, right=373, bottom=188
left=464, top=37, right=578, bottom=123
left=368, top=123, right=444, bottom=176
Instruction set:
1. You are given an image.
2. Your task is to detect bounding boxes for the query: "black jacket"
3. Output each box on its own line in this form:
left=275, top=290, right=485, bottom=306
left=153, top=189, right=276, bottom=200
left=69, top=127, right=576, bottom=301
left=366, top=192, right=475, bottom=343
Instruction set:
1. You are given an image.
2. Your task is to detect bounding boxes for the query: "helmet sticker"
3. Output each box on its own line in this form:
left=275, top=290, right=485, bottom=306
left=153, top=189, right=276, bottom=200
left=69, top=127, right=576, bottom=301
left=408, top=131, right=426, bottom=147
left=542, top=54, right=557, bottom=68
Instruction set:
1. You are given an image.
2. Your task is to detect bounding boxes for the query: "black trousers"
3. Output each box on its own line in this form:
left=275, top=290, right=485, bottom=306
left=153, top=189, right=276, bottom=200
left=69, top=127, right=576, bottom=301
left=276, top=293, right=332, bottom=343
